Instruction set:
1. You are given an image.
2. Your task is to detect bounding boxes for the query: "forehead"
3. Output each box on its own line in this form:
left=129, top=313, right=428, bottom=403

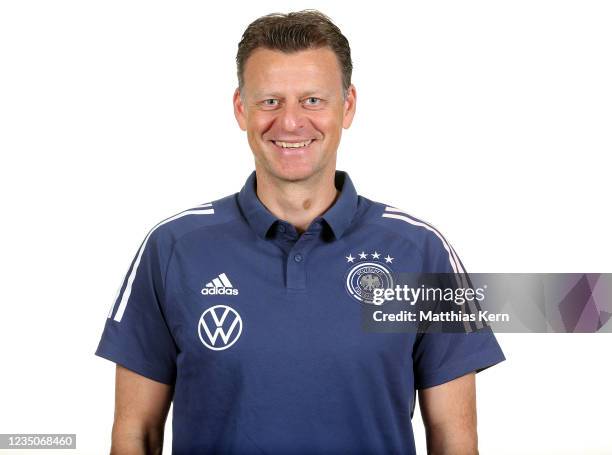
left=242, top=47, right=343, bottom=97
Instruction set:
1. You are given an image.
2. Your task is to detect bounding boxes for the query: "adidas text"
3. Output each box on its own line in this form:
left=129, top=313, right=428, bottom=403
left=201, top=287, right=239, bottom=296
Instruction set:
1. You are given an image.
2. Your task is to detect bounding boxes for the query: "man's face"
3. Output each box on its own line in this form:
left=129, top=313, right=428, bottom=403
left=234, top=46, right=356, bottom=183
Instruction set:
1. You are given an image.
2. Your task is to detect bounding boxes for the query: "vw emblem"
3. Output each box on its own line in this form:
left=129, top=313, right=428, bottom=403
left=345, top=262, right=394, bottom=304
left=198, top=305, right=243, bottom=351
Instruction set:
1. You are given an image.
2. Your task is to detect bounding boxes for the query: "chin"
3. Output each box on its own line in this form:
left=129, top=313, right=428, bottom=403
left=273, top=167, right=316, bottom=182
left=267, top=162, right=322, bottom=183
left=252, top=143, right=333, bottom=183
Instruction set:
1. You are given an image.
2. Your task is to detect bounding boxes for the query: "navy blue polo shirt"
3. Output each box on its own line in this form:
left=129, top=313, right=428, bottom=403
left=96, top=170, right=505, bottom=454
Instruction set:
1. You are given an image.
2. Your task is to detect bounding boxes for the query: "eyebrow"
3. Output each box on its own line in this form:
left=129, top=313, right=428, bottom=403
left=251, top=90, right=330, bottom=99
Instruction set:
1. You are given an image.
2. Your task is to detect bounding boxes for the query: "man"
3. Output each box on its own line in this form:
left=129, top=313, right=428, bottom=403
left=96, top=10, right=505, bottom=454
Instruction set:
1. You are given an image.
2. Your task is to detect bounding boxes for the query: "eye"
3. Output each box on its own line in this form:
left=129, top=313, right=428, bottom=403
left=261, top=99, right=279, bottom=108
left=304, top=97, right=321, bottom=106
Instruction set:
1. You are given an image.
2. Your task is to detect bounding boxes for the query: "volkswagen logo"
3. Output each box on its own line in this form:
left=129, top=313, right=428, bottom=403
left=198, top=305, right=243, bottom=351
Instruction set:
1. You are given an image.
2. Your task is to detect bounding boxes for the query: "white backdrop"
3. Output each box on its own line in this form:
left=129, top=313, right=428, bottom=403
left=1, top=1, right=611, bottom=454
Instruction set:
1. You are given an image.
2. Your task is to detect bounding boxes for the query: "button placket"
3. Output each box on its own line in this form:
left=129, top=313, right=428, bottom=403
left=285, top=229, right=318, bottom=291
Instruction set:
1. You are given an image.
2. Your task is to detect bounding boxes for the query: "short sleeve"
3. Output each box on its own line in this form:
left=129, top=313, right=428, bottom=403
left=412, top=328, right=505, bottom=389
left=95, top=226, right=178, bottom=385
left=413, top=231, right=506, bottom=389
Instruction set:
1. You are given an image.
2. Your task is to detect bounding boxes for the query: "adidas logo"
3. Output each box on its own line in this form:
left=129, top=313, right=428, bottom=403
left=201, top=273, right=239, bottom=296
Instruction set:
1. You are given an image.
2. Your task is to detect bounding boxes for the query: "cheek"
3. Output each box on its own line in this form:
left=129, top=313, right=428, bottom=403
left=249, top=116, right=275, bottom=139
left=315, top=115, right=342, bottom=139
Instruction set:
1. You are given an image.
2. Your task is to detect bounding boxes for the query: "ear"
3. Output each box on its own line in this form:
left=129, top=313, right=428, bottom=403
left=233, top=88, right=247, bottom=131
left=342, top=84, right=357, bottom=129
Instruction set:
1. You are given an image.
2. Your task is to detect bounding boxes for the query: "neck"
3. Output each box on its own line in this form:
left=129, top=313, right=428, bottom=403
left=255, top=167, right=339, bottom=233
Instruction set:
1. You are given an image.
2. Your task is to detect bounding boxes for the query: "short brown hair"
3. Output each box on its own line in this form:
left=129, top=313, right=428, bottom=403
left=236, top=10, right=352, bottom=97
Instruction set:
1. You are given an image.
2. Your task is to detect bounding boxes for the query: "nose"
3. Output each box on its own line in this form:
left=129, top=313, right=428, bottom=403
left=278, top=100, right=306, bottom=132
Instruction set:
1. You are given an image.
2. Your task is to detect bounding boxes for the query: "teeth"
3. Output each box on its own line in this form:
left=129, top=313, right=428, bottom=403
left=274, top=139, right=313, bottom=148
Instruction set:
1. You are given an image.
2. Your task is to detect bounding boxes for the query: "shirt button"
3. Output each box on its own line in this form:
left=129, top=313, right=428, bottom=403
left=278, top=224, right=286, bottom=233
left=294, top=253, right=303, bottom=263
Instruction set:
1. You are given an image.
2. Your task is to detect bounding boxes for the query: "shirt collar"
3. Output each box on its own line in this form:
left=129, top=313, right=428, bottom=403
left=321, top=170, right=359, bottom=239
left=237, top=170, right=358, bottom=240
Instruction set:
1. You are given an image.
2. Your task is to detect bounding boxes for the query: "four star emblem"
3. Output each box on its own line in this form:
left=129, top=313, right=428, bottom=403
left=345, top=250, right=394, bottom=264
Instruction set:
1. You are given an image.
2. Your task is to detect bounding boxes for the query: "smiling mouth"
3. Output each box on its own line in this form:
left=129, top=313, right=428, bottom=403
left=272, top=139, right=315, bottom=149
